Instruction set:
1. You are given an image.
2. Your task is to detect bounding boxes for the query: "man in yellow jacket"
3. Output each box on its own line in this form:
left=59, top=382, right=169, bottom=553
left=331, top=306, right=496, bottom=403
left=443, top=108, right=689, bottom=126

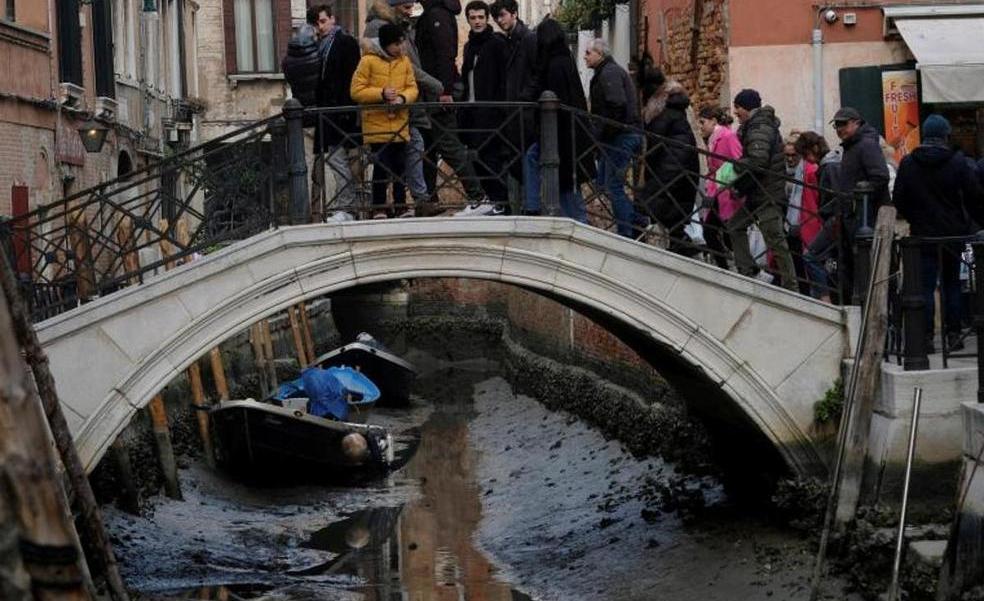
left=351, top=23, right=418, bottom=218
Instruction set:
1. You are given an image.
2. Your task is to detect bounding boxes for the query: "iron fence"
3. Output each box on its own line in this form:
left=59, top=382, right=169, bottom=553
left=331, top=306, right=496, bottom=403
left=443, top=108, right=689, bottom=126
left=3, top=115, right=281, bottom=321
left=3, top=94, right=874, bottom=325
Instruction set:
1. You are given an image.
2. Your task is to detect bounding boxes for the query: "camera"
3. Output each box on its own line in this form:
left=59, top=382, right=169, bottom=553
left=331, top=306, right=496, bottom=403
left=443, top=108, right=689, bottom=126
left=823, top=9, right=838, bottom=24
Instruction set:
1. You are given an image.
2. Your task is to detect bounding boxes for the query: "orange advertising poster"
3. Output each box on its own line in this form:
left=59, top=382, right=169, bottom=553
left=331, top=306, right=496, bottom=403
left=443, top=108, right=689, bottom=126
left=882, top=70, right=920, bottom=165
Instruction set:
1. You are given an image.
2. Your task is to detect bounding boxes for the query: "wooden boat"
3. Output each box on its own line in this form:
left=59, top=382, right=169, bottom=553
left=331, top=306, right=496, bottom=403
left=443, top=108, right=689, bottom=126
left=210, top=399, right=393, bottom=474
left=309, top=334, right=417, bottom=406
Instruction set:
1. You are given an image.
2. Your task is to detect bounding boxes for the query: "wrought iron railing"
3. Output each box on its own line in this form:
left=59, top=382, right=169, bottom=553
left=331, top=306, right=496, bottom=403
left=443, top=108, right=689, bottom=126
left=3, top=94, right=866, bottom=323
left=3, top=115, right=281, bottom=321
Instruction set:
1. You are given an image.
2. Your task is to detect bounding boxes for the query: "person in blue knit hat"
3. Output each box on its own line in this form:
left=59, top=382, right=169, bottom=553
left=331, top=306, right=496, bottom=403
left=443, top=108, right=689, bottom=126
left=894, top=114, right=984, bottom=353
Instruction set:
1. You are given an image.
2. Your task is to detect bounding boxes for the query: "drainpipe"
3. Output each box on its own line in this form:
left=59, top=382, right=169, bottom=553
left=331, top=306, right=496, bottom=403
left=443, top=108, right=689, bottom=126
left=812, top=12, right=825, bottom=132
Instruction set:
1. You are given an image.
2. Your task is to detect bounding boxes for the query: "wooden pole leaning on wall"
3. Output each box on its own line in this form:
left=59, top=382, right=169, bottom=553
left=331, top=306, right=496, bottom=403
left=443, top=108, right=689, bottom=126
left=146, top=395, right=182, bottom=500
left=0, top=272, right=95, bottom=601
left=0, top=247, right=131, bottom=601
left=249, top=323, right=271, bottom=396
left=298, top=302, right=316, bottom=363
left=288, top=305, right=310, bottom=367
left=260, top=320, right=278, bottom=388
left=115, top=216, right=141, bottom=286
left=188, top=361, right=215, bottom=468
left=171, top=217, right=218, bottom=465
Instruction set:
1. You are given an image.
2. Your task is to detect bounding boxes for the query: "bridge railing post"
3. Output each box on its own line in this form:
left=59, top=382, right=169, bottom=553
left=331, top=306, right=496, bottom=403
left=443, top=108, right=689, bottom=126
left=269, top=117, right=290, bottom=227
left=852, top=181, right=875, bottom=306
left=538, top=91, right=562, bottom=217
left=284, top=99, right=310, bottom=225
left=973, top=239, right=984, bottom=401
left=901, top=236, right=929, bottom=371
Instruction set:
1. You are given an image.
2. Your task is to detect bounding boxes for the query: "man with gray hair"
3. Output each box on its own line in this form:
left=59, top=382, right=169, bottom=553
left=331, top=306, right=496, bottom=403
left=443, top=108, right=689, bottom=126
left=585, top=39, right=642, bottom=237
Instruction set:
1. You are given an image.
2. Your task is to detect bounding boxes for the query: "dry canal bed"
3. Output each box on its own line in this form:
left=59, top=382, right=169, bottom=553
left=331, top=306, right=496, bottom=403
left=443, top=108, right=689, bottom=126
left=105, top=352, right=859, bottom=600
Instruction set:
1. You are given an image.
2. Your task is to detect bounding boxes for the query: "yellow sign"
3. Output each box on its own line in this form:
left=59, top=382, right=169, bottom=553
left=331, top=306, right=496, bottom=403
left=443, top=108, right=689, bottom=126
left=882, top=70, right=920, bottom=165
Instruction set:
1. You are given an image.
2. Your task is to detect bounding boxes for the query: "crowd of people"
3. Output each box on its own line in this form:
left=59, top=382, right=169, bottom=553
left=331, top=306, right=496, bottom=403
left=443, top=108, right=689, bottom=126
left=282, top=1, right=984, bottom=347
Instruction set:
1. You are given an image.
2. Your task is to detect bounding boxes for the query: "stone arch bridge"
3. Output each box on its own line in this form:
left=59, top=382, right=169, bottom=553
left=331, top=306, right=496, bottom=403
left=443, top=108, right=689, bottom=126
left=35, top=218, right=858, bottom=476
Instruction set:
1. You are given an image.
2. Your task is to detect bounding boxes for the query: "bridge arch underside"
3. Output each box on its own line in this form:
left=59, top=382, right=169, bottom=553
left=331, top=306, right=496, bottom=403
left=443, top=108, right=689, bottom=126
left=36, top=221, right=849, bottom=477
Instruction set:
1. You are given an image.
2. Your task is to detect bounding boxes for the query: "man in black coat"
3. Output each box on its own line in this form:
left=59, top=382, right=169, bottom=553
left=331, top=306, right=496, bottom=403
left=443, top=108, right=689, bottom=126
left=415, top=0, right=489, bottom=213
left=490, top=0, right=538, bottom=193
left=728, top=88, right=797, bottom=289
left=585, top=39, right=642, bottom=237
left=831, top=106, right=890, bottom=226
left=307, top=4, right=362, bottom=222
left=894, top=114, right=984, bottom=351
left=461, top=1, right=509, bottom=204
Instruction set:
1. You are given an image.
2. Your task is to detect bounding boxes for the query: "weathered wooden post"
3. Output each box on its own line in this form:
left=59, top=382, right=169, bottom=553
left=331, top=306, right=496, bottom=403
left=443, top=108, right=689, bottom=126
left=0, top=276, right=94, bottom=601
left=836, top=204, right=896, bottom=525
left=188, top=360, right=215, bottom=467
left=68, top=209, right=95, bottom=301
left=288, top=305, right=310, bottom=366
left=250, top=323, right=271, bottom=395
left=115, top=217, right=141, bottom=286
left=0, top=245, right=130, bottom=600
left=260, top=319, right=278, bottom=386
left=109, top=439, right=140, bottom=515
left=146, top=395, right=182, bottom=500
left=208, top=348, right=230, bottom=401
left=299, top=301, right=316, bottom=362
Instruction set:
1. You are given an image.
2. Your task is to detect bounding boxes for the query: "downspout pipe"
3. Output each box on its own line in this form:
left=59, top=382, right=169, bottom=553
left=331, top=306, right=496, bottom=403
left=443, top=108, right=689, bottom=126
left=812, top=16, right=825, bottom=132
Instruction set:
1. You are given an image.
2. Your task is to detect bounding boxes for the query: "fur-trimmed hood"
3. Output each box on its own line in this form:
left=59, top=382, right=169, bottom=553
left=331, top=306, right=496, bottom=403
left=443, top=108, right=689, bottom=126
left=366, top=0, right=397, bottom=25
left=642, top=80, right=690, bottom=124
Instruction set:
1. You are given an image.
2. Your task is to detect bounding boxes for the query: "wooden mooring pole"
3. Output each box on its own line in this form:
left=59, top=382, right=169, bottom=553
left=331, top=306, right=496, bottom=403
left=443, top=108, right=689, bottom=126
left=298, top=301, right=316, bottom=362
left=0, top=269, right=94, bottom=601
left=260, top=320, right=277, bottom=386
left=0, top=246, right=130, bottom=600
left=188, top=361, right=215, bottom=467
left=146, top=395, right=182, bottom=500
left=288, top=305, right=310, bottom=367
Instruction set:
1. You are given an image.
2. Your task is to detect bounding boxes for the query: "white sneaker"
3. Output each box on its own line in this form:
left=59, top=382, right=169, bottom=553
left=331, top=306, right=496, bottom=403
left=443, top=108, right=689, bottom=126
left=754, top=270, right=775, bottom=284
left=398, top=207, right=416, bottom=218
left=454, top=202, right=504, bottom=217
left=329, top=211, right=355, bottom=223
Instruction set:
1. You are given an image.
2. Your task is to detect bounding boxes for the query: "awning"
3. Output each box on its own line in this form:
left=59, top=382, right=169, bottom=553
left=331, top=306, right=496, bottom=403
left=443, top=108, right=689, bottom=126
left=886, top=6, right=984, bottom=103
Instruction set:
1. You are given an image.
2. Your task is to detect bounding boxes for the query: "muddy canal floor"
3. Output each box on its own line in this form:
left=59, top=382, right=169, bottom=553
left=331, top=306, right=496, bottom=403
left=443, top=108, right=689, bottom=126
left=105, top=352, right=860, bottom=600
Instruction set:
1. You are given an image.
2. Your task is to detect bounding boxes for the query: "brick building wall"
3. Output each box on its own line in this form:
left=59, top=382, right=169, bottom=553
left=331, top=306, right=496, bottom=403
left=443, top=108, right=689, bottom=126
left=644, top=0, right=729, bottom=112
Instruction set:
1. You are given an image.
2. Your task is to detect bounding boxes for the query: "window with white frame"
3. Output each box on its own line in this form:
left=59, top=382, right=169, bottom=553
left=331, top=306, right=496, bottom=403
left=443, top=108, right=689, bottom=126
left=232, top=0, right=275, bottom=73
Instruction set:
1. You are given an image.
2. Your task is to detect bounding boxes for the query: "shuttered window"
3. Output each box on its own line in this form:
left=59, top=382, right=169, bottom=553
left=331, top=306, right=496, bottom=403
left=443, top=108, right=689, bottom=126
left=58, top=0, right=84, bottom=85
left=93, top=0, right=116, bottom=98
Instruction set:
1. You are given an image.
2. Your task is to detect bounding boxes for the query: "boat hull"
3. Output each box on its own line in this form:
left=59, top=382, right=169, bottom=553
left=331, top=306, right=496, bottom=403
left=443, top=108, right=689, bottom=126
left=310, top=342, right=417, bottom=406
left=210, top=400, right=391, bottom=475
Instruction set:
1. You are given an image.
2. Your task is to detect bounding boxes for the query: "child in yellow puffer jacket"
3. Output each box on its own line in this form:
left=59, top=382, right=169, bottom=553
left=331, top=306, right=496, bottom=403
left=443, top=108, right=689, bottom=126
left=351, top=23, right=418, bottom=218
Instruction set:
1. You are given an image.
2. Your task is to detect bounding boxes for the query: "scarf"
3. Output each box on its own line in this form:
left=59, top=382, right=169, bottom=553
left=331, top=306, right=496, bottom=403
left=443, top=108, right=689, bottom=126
left=786, top=159, right=804, bottom=228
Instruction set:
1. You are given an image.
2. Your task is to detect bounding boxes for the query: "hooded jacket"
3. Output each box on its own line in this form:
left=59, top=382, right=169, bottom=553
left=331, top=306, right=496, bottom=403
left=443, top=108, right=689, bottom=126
left=894, top=143, right=984, bottom=236
left=589, top=56, right=641, bottom=141
left=281, top=29, right=320, bottom=107
left=363, top=0, right=443, bottom=129
left=350, top=41, right=419, bottom=144
left=734, top=105, right=786, bottom=210
left=415, top=0, right=461, bottom=96
left=536, top=18, right=594, bottom=190
left=640, top=81, right=699, bottom=229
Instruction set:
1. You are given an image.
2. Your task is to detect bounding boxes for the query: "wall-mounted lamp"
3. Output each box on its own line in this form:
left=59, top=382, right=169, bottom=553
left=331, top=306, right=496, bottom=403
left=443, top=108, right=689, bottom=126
left=78, top=119, right=109, bottom=153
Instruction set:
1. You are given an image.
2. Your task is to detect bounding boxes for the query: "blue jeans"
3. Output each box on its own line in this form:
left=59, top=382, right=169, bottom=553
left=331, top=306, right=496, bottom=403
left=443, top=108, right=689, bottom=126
left=523, top=143, right=588, bottom=223
left=596, top=133, right=643, bottom=237
left=404, top=127, right=428, bottom=202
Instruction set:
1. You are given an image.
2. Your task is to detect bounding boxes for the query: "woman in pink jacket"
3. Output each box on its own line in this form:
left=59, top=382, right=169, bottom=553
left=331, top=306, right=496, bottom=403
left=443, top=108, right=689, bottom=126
left=698, top=106, right=743, bottom=270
